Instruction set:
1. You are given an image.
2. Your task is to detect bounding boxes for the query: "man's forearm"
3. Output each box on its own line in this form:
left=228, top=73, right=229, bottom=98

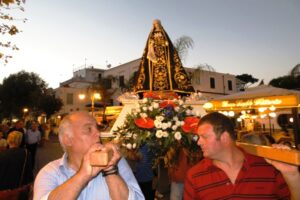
left=283, top=173, right=300, bottom=200
left=105, top=174, right=129, bottom=200
left=48, top=172, right=89, bottom=200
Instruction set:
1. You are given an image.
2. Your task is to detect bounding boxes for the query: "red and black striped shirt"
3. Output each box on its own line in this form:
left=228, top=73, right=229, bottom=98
left=184, top=151, right=290, bottom=200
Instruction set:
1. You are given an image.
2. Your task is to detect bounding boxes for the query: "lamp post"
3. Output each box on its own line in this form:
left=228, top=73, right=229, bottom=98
left=79, top=92, right=101, bottom=116
left=23, top=107, right=28, bottom=120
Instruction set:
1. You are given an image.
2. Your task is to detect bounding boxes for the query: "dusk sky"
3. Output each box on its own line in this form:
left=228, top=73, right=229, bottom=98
left=1, top=0, right=299, bottom=88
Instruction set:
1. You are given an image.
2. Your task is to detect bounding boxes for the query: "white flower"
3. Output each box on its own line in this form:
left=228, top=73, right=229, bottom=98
left=122, top=143, right=126, bottom=147
left=180, top=121, right=185, bottom=126
left=140, top=113, right=148, bottom=118
left=133, top=134, right=138, bottom=139
left=142, top=98, right=148, bottom=103
left=192, top=135, right=199, bottom=142
left=142, top=107, right=148, bottom=111
left=174, top=132, right=182, bottom=140
left=135, top=103, right=140, bottom=108
left=136, top=108, right=141, bottom=113
left=175, top=121, right=182, bottom=126
left=162, top=131, right=169, bottom=137
left=162, top=123, right=169, bottom=130
left=186, top=109, right=192, bottom=115
left=154, top=120, right=162, bottom=128
left=172, top=125, right=178, bottom=130
left=178, top=100, right=184, bottom=105
left=167, top=122, right=172, bottom=128
left=156, top=116, right=164, bottom=122
left=132, top=143, right=137, bottom=149
left=173, top=116, right=179, bottom=121
left=152, top=102, right=159, bottom=109
left=156, top=130, right=163, bottom=138
left=148, top=106, right=153, bottom=111
left=174, top=107, right=180, bottom=112
left=126, top=143, right=132, bottom=150
left=126, top=132, right=133, bottom=137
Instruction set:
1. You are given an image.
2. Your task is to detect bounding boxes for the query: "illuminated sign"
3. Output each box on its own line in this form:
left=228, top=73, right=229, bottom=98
left=207, top=95, right=298, bottom=110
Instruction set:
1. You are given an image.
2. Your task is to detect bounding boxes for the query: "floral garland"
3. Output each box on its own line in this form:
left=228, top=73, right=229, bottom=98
left=113, top=97, right=201, bottom=166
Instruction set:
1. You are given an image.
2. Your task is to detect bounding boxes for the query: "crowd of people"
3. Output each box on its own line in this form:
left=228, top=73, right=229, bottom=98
left=1, top=111, right=299, bottom=200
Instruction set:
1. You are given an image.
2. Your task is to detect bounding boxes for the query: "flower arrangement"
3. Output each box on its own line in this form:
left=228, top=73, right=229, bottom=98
left=113, top=96, right=201, bottom=166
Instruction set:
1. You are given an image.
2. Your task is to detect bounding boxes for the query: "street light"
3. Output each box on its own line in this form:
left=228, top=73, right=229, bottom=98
left=79, top=92, right=101, bottom=116
left=23, top=107, right=28, bottom=119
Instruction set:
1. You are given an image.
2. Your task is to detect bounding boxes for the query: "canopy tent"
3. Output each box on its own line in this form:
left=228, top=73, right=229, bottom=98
left=204, top=85, right=300, bottom=110
left=203, top=85, right=300, bottom=148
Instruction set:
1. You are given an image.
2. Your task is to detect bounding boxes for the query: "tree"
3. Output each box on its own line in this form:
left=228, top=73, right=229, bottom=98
left=236, top=73, right=259, bottom=89
left=0, top=71, right=62, bottom=120
left=0, top=0, right=26, bottom=64
left=269, top=64, right=300, bottom=90
left=269, top=75, right=300, bottom=90
left=39, top=90, right=63, bottom=118
left=173, top=35, right=194, bottom=63
left=92, top=77, right=117, bottom=122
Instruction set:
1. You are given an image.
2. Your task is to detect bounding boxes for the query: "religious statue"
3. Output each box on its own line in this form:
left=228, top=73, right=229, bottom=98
left=134, top=19, right=194, bottom=98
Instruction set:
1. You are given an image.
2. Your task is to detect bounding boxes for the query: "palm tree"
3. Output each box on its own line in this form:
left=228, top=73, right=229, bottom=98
left=173, top=36, right=194, bottom=63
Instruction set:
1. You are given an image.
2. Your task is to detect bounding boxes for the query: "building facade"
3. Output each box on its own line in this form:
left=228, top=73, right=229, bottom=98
left=55, top=59, right=239, bottom=117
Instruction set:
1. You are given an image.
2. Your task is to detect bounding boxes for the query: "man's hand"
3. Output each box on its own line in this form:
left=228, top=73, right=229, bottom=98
left=101, top=142, right=122, bottom=171
left=265, top=144, right=299, bottom=175
left=78, top=143, right=106, bottom=181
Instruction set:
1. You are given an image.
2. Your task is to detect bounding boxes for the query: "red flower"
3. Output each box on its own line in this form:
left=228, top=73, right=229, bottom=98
left=182, top=117, right=200, bottom=134
left=143, top=91, right=179, bottom=100
left=159, top=100, right=176, bottom=109
left=134, top=117, right=154, bottom=129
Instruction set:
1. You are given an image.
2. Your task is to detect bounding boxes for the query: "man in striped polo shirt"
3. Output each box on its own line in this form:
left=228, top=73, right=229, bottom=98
left=184, top=112, right=300, bottom=200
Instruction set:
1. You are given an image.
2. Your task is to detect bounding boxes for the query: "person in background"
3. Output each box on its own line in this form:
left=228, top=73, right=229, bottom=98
left=168, top=148, right=194, bottom=200
left=0, top=132, right=7, bottom=151
left=7, top=120, right=26, bottom=148
left=26, top=121, right=42, bottom=168
left=184, top=112, right=300, bottom=200
left=0, top=131, right=33, bottom=190
left=134, top=143, right=155, bottom=200
left=33, top=111, right=144, bottom=200
left=0, top=123, right=10, bottom=139
left=240, top=133, right=270, bottom=145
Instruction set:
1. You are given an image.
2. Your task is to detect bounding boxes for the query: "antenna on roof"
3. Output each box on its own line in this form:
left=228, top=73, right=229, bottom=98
left=106, top=60, right=111, bottom=68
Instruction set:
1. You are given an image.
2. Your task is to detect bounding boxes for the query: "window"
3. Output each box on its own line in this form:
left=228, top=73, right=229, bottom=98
left=210, top=77, right=215, bottom=89
left=119, top=76, right=125, bottom=87
left=228, top=80, right=233, bottom=91
left=103, top=78, right=112, bottom=89
left=66, top=93, right=73, bottom=105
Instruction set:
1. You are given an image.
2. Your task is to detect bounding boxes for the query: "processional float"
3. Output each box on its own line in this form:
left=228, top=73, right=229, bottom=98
left=93, top=20, right=300, bottom=166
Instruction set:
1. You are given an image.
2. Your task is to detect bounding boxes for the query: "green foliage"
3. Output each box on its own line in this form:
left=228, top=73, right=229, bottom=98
left=173, top=36, right=194, bottom=63
left=0, top=0, right=26, bottom=64
left=236, top=73, right=259, bottom=89
left=0, top=71, right=62, bottom=120
left=39, top=91, right=63, bottom=118
left=269, top=75, right=300, bottom=90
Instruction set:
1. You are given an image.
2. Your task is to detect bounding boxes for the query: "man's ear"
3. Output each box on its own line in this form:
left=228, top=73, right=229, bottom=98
left=62, top=133, right=73, bottom=147
left=220, top=131, right=231, bottom=145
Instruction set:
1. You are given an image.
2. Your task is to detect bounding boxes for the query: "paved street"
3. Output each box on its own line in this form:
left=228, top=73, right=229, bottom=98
left=34, top=134, right=63, bottom=176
